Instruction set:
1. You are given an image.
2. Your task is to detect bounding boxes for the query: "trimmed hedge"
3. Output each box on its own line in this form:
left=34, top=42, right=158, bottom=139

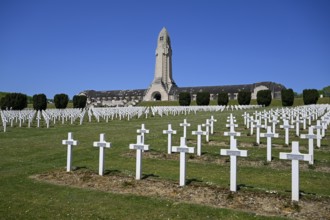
left=0, top=93, right=27, bottom=110
left=238, top=91, right=251, bottom=105
left=303, top=89, right=319, bottom=105
left=33, top=94, right=47, bottom=111
left=54, top=93, right=69, bottom=109
left=257, top=90, right=272, bottom=107
left=217, top=92, right=229, bottom=105
left=281, top=88, right=294, bottom=106
left=196, top=91, right=210, bottom=106
left=73, top=95, right=87, bottom=108
left=179, top=92, right=191, bottom=106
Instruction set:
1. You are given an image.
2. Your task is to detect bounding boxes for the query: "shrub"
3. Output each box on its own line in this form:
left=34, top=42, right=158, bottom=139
left=256, top=90, right=272, bottom=107
left=54, top=93, right=69, bottom=109
left=0, top=93, right=27, bottom=110
left=217, top=92, right=229, bottom=105
left=179, top=92, right=191, bottom=106
left=237, top=91, right=251, bottom=105
left=196, top=91, right=210, bottom=106
left=73, top=95, right=87, bottom=108
left=33, top=94, right=47, bottom=111
left=303, top=89, right=319, bottom=105
left=281, top=88, right=294, bottom=106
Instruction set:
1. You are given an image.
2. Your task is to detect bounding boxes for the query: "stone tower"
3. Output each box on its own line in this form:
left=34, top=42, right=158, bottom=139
left=144, top=27, right=177, bottom=101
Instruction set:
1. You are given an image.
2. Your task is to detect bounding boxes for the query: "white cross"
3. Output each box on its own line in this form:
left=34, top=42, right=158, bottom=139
left=137, top=124, right=149, bottom=144
left=220, top=139, right=248, bottom=192
left=279, top=141, right=311, bottom=201
left=202, top=119, right=211, bottom=142
left=269, top=116, right=279, bottom=134
left=209, top=115, right=217, bottom=134
left=300, top=127, right=321, bottom=165
left=61, top=132, right=78, bottom=172
left=280, top=119, right=294, bottom=145
left=93, top=133, right=112, bottom=176
left=254, top=119, right=265, bottom=145
left=293, top=116, right=303, bottom=137
left=242, top=112, right=248, bottom=126
left=129, top=135, right=149, bottom=180
left=320, top=120, right=327, bottom=137
left=224, top=126, right=241, bottom=147
left=172, top=137, right=195, bottom=186
left=192, top=125, right=207, bottom=156
left=260, top=126, right=279, bottom=161
left=312, top=120, right=323, bottom=148
left=163, top=124, right=177, bottom=154
left=180, top=119, right=191, bottom=139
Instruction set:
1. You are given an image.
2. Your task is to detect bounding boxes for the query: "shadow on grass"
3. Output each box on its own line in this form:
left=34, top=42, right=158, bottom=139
left=237, top=184, right=254, bottom=191
left=186, top=178, right=203, bottom=185
left=142, top=173, right=159, bottom=180
left=104, top=169, right=121, bottom=175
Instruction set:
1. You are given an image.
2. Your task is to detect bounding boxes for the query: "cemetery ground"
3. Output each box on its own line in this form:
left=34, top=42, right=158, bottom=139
left=1, top=109, right=330, bottom=219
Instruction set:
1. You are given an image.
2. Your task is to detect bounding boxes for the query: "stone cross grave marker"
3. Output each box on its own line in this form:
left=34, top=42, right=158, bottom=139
left=279, top=141, right=311, bottom=201
left=254, top=119, right=265, bottom=145
left=61, top=132, right=78, bottom=172
left=312, top=120, right=323, bottom=148
left=129, top=135, right=149, bottom=180
left=242, top=112, right=248, bottom=126
left=280, top=119, right=294, bottom=145
left=93, top=133, right=112, bottom=176
left=260, top=126, right=279, bottom=161
left=300, top=127, right=321, bottom=165
left=137, top=124, right=149, bottom=144
left=202, top=119, right=211, bottom=142
left=172, top=137, right=195, bottom=186
left=220, top=139, right=248, bottom=192
left=163, top=124, right=177, bottom=154
left=269, top=116, right=279, bottom=134
left=293, top=115, right=303, bottom=137
left=224, top=126, right=241, bottom=147
left=192, top=125, right=207, bottom=156
left=180, top=119, right=191, bottom=139
left=209, top=115, right=217, bottom=134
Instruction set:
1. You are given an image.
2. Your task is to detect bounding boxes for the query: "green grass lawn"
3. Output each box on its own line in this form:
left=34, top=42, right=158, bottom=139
left=0, top=108, right=329, bottom=219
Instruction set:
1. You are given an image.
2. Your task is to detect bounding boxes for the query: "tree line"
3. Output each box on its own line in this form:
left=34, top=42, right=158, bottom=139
left=0, top=93, right=87, bottom=110
left=178, top=89, right=320, bottom=106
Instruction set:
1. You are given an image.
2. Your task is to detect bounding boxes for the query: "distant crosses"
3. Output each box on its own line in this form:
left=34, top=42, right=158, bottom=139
left=163, top=124, right=177, bottom=154
left=180, top=119, right=191, bottom=139
left=300, top=127, right=321, bottom=165
left=280, top=119, right=294, bottom=145
left=93, top=133, right=112, bottom=176
left=137, top=124, right=149, bottom=144
left=61, top=132, right=78, bottom=172
left=129, top=135, right=149, bottom=180
left=220, top=139, right=248, bottom=192
left=202, top=119, right=211, bottom=142
left=260, top=126, right=279, bottom=161
left=172, top=137, right=195, bottom=186
left=279, top=141, right=311, bottom=201
left=312, top=120, right=323, bottom=148
left=192, top=125, right=207, bottom=156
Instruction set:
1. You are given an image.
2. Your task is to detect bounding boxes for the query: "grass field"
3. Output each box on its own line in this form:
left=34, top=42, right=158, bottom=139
left=0, top=107, right=329, bottom=219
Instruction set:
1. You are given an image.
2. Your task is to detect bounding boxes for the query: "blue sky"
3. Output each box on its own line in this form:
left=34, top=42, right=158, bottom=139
left=1, top=0, right=329, bottom=99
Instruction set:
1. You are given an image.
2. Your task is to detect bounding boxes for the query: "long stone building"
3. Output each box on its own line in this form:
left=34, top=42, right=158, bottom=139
left=80, top=28, right=285, bottom=106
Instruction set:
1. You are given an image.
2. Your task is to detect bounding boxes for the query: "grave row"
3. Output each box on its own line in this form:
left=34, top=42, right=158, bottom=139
left=61, top=109, right=329, bottom=202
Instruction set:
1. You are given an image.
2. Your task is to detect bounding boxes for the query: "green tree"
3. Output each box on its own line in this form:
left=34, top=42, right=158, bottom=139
left=0, top=93, right=27, bottom=110
left=196, top=91, right=210, bottom=106
left=54, top=93, right=69, bottom=109
left=178, top=92, right=191, bottom=106
left=257, top=90, right=272, bottom=107
left=303, top=89, right=319, bottom=105
left=237, top=91, right=251, bottom=105
left=281, top=88, right=294, bottom=106
left=73, top=95, right=87, bottom=108
left=33, top=94, right=47, bottom=111
left=217, top=92, right=229, bottom=105
left=323, top=86, right=330, bottom=97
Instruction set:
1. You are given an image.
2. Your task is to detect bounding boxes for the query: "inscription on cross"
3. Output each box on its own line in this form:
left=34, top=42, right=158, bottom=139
left=93, top=133, right=112, bottom=176
left=279, top=141, right=311, bottom=201
left=61, top=132, right=78, bottom=172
